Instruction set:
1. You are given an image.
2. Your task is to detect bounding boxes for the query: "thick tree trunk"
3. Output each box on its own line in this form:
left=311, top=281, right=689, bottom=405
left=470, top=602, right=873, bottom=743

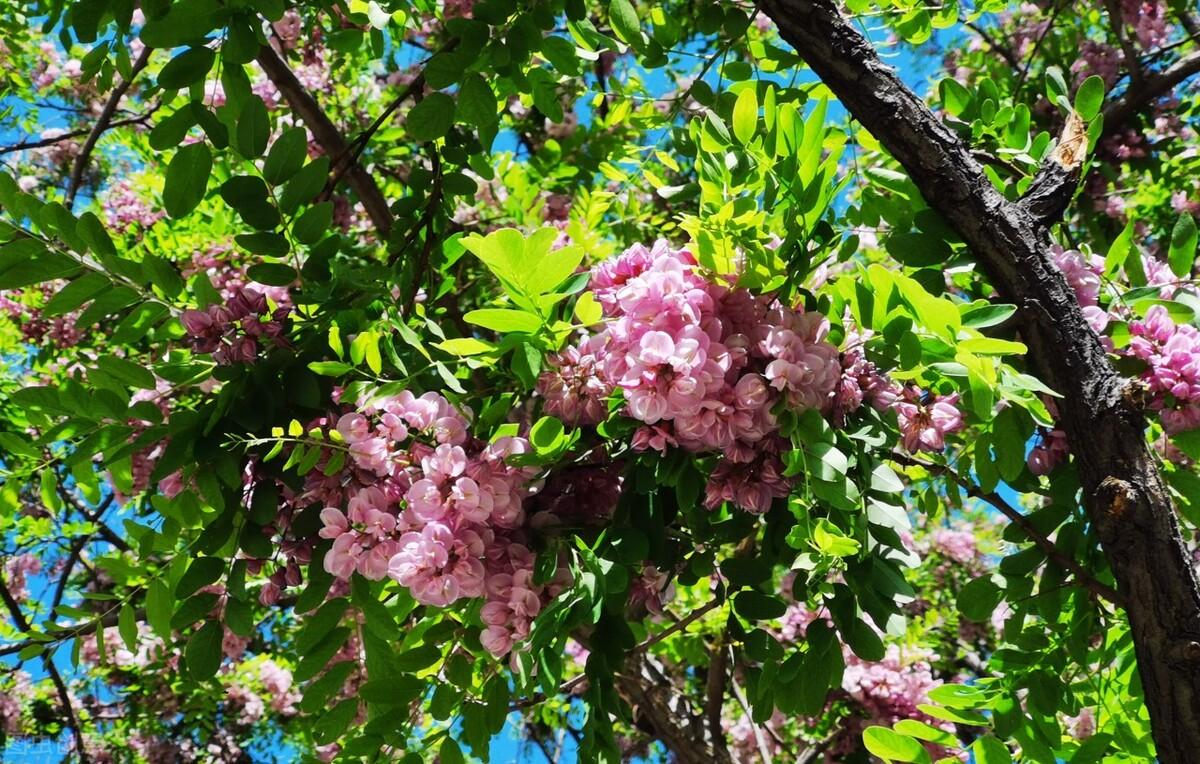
left=760, top=1, right=1200, bottom=759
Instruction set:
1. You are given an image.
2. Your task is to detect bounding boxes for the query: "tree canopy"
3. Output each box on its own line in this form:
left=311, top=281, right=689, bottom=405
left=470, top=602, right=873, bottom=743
left=2, top=0, right=1200, bottom=762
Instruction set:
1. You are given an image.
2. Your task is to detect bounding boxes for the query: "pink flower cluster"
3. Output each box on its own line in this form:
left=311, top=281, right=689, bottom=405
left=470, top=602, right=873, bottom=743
left=540, top=240, right=842, bottom=513
left=775, top=602, right=954, bottom=759
left=1120, top=0, right=1169, bottom=49
left=0, top=284, right=84, bottom=348
left=830, top=327, right=901, bottom=426
left=100, top=178, right=165, bottom=234
left=835, top=644, right=951, bottom=758
left=181, top=287, right=290, bottom=365
left=894, top=388, right=965, bottom=453
left=1124, top=305, right=1200, bottom=433
left=1052, top=246, right=1109, bottom=333
left=316, top=389, right=572, bottom=657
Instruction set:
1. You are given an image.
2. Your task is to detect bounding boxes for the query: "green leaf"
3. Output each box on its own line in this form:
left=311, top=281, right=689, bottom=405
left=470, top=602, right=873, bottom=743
left=407, top=93, right=456, bottom=142
left=939, top=77, right=971, bottom=117
left=314, top=698, right=360, bottom=745
left=1168, top=213, right=1197, bottom=278
left=457, top=74, right=498, bottom=127
left=293, top=202, right=334, bottom=245
left=463, top=308, right=542, bottom=334
left=76, top=212, right=116, bottom=257
left=734, top=590, right=787, bottom=620
left=298, top=598, right=349, bottom=654
left=163, top=142, right=212, bottom=218
left=435, top=337, right=495, bottom=356
left=862, top=727, right=932, bottom=764
left=175, top=556, right=224, bottom=599
left=732, top=86, right=758, bottom=145
left=279, top=157, right=331, bottom=214
left=958, top=337, right=1026, bottom=355
left=96, top=355, right=157, bottom=389
left=309, top=360, right=353, bottom=376
left=972, top=736, right=1013, bottom=763
left=813, top=518, right=860, bottom=557
left=300, top=661, right=357, bottom=714
left=146, top=579, right=172, bottom=639
left=150, top=107, right=200, bottom=150
left=530, top=415, right=565, bottom=454
left=439, top=738, right=465, bottom=764
left=892, top=720, right=957, bottom=746
left=0, top=242, right=81, bottom=289
left=927, top=683, right=988, bottom=708
left=540, top=35, right=581, bottom=77
left=246, top=262, right=296, bottom=286
left=608, top=0, right=642, bottom=46
left=43, top=272, right=110, bottom=316
left=236, top=232, right=290, bottom=256
left=1074, top=75, right=1106, bottom=121
left=263, top=127, right=309, bottom=185
left=884, top=232, right=951, bottom=268
left=236, top=96, right=271, bottom=159
left=118, top=603, right=138, bottom=650
left=186, top=620, right=223, bottom=679
left=156, top=46, right=216, bottom=90
left=1105, top=220, right=1135, bottom=276
left=574, top=291, right=602, bottom=325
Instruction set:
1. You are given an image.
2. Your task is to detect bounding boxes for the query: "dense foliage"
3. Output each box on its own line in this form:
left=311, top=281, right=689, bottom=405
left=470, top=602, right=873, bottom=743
left=1, top=0, right=1199, bottom=762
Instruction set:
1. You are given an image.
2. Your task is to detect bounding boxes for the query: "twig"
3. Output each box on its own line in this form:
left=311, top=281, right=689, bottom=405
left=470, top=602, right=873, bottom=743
left=728, top=649, right=773, bottom=764
left=511, top=598, right=722, bottom=711
left=0, top=573, right=90, bottom=763
left=387, top=148, right=443, bottom=279
left=1014, top=0, right=1066, bottom=92
left=256, top=44, right=393, bottom=238
left=65, top=46, right=154, bottom=210
left=1105, top=0, right=1144, bottom=87
left=891, top=452, right=1124, bottom=605
left=965, top=21, right=1020, bottom=70
left=703, top=637, right=729, bottom=753
left=0, top=112, right=156, bottom=156
left=323, top=38, right=459, bottom=200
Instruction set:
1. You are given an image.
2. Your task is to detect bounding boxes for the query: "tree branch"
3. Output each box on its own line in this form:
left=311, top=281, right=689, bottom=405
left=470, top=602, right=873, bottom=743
left=759, top=2, right=1200, bottom=759
left=1102, top=49, right=1200, bottom=134
left=703, top=638, right=728, bottom=752
left=65, top=46, right=153, bottom=210
left=0, top=112, right=156, bottom=157
left=255, top=44, right=393, bottom=239
left=614, top=653, right=732, bottom=764
left=891, top=452, right=1123, bottom=605
left=0, top=573, right=90, bottom=763
left=1020, top=111, right=1087, bottom=226
left=964, top=21, right=1020, bottom=70
left=1105, top=0, right=1144, bottom=87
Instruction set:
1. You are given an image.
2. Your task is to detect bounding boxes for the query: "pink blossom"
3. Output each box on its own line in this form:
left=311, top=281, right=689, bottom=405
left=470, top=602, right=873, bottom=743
left=895, top=389, right=965, bottom=452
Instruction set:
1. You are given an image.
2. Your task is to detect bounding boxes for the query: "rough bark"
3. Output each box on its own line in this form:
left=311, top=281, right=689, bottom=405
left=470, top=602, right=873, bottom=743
left=760, top=1, right=1200, bottom=759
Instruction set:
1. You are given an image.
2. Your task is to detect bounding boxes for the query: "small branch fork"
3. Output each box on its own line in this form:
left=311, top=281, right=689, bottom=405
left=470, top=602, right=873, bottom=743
left=255, top=44, right=393, bottom=238
left=0, top=573, right=90, bottom=763
left=891, top=452, right=1124, bottom=606
left=65, top=46, right=154, bottom=210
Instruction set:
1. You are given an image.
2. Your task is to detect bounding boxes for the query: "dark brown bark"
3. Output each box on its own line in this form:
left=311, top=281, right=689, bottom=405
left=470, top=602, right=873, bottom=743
left=614, top=653, right=733, bottom=764
left=255, top=45, right=393, bottom=238
left=760, top=1, right=1200, bottom=759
